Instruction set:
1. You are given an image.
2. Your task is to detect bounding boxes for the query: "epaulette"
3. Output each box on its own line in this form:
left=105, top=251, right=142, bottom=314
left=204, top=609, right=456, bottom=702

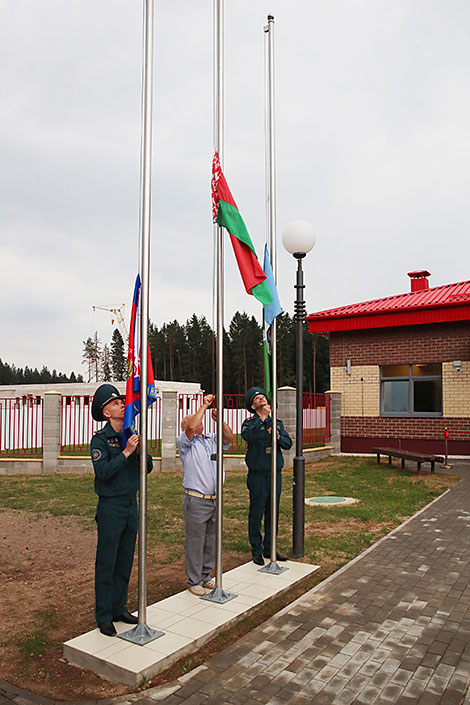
left=95, top=428, right=106, bottom=435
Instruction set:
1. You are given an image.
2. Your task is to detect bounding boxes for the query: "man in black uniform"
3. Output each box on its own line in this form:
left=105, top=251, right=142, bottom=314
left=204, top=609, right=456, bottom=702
left=90, top=383, right=153, bottom=636
left=241, top=387, right=292, bottom=566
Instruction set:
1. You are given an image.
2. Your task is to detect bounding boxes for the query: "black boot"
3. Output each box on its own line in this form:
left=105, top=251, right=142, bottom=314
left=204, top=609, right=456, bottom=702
left=98, top=621, right=117, bottom=636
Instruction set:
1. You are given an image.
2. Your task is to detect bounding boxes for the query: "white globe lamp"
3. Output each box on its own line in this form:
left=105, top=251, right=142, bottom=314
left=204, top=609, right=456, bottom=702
left=282, top=220, right=316, bottom=257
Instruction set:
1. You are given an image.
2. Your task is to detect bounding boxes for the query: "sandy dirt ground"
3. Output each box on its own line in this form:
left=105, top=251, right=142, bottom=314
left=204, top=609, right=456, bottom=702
left=0, top=509, right=247, bottom=701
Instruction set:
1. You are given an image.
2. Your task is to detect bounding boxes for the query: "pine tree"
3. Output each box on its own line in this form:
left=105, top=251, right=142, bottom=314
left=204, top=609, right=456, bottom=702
left=185, top=315, right=215, bottom=392
left=0, top=358, right=81, bottom=385
left=0, top=360, right=14, bottom=384
left=228, top=312, right=263, bottom=394
left=82, top=333, right=101, bottom=383
left=101, top=344, right=112, bottom=381
left=161, top=321, right=187, bottom=380
left=277, top=313, right=296, bottom=387
left=40, top=366, right=52, bottom=383
left=111, top=329, right=127, bottom=381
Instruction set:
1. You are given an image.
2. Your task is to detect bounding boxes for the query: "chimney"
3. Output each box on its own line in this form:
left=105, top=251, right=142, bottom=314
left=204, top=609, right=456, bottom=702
left=408, top=270, right=431, bottom=292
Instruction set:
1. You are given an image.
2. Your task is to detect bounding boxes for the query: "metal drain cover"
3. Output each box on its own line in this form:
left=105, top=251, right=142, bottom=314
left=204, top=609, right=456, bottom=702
left=305, top=496, right=359, bottom=506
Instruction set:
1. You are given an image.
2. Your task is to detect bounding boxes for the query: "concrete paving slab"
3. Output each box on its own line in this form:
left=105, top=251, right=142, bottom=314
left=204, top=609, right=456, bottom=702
left=63, top=559, right=319, bottom=686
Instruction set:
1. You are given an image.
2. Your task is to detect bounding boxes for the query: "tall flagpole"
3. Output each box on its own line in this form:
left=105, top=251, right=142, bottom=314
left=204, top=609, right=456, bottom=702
left=203, top=0, right=236, bottom=604
left=119, top=0, right=164, bottom=644
left=260, top=15, right=287, bottom=576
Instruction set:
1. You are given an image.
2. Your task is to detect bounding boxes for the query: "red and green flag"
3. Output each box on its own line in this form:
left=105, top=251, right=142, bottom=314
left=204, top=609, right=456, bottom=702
left=212, top=152, right=273, bottom=306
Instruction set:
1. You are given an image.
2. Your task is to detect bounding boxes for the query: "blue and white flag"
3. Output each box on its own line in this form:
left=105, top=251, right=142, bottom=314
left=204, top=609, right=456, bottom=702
left=262, top=244, right=282, bottom=397
left=263, top=243, right=282, bottom=345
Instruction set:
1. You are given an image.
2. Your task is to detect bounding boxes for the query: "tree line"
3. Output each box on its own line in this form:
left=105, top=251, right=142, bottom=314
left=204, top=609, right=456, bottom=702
left=0, top=359, right=83, bottom=385
left=83, top=311, right=330, bottom=395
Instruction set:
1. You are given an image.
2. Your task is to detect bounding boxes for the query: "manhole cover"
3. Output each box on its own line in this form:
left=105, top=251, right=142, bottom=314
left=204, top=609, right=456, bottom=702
left=305, top=496, right=359, bottom=507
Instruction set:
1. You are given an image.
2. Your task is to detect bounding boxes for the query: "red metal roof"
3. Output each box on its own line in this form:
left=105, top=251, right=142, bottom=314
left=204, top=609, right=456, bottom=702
left=307, top=280, right=470, bottom=333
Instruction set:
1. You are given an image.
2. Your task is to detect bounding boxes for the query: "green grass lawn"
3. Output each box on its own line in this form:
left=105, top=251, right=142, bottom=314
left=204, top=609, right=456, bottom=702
left=0, top=456, right=456, bottom=569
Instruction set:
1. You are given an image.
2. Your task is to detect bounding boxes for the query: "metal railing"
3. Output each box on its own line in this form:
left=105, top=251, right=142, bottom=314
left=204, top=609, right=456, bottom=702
left=0, top=397, right=43, bottom=456
left=177, top=393, right=250, bottom=453
left=303, top=392, right=330, bottom=447
left=1, top=392, right=330, bottom=460
left=60, top=395, right=162, bottom=456
left=60, top=396, right=103, bottom=454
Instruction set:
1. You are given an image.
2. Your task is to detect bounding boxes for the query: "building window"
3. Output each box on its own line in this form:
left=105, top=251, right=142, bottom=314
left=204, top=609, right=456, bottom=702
left=380, top=363, right=442, bottom=416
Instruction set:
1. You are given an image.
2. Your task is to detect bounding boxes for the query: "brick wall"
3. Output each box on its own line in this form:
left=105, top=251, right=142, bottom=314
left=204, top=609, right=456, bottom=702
left=342, top=416, right=470, bottom=440
left=443, top=361, right=470, bottom=417
left=341, top=416, right=470, bottom=454
left=329, top=320, right=470, bottom=454
left=332, top=360, right=470, bottom=420
left=330, top=365, right=379, bottom=417
left=330, top=321, right=470, bottom=367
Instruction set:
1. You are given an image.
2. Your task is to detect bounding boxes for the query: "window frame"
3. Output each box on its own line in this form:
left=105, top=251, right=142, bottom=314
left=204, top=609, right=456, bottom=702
left=380, top=363, right=442, bottom=417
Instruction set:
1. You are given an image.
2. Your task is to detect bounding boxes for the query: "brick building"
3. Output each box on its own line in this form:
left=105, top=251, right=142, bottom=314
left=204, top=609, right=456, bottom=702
left=306, top=271, right=470, bottom=455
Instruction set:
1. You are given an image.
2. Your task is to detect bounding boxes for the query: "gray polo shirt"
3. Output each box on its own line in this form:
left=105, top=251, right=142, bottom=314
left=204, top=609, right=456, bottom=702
left=177, top=432, right=228, bottom=495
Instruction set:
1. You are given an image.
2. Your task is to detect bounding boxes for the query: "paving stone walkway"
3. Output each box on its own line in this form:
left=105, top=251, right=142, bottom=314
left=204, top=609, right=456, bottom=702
left=2, top=463, right=470, bottom=705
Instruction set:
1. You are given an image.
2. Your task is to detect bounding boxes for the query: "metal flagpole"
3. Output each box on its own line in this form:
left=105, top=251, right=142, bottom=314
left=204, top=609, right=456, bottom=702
left=203, top=0, right=236, bottom=604
left=119, top=0, right=163, bottom=644
left=260, top=15, right=287, bottom=576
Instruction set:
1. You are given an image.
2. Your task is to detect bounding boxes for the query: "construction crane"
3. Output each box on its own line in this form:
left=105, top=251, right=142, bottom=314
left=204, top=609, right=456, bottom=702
left=93, top=304, right=129, bottom=342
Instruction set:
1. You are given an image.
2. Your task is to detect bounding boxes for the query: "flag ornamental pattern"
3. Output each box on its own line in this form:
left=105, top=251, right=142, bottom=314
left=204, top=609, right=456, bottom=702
left=212, top=152, right=273, bottom=306
left=123, top=274, right=158, bottom=440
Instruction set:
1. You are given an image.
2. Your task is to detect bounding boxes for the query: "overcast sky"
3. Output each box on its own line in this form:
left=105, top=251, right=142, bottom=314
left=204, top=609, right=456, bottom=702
left=1, top=1, right=469, bottom=377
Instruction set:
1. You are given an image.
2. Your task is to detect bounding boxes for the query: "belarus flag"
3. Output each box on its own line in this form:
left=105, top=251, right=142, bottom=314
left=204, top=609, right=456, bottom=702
left=212, top=152, right=273, bottom=306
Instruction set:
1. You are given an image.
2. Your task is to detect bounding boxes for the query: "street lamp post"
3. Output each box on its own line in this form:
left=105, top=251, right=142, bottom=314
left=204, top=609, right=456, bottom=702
left=282, top=221, right=316, bottom=559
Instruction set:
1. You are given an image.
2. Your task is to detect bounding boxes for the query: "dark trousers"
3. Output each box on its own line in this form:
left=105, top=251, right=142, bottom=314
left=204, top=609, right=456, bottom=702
left=94, top=496, right=138, bottom=624
left=247, top=471, right=282, bottom=556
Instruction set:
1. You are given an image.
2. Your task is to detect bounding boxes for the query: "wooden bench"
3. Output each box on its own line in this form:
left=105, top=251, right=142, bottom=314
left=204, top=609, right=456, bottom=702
left=370, top=447, right=444, bottom=474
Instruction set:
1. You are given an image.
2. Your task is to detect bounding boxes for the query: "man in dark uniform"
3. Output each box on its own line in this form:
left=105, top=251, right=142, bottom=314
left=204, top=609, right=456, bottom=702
left=241, top=387, right=292, bottom=566
left=90, top=383, right=153, bottom=636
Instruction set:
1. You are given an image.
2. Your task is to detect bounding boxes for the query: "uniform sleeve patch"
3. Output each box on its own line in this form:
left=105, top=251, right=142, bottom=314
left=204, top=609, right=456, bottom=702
left=92, top=449, right=102, bottom=461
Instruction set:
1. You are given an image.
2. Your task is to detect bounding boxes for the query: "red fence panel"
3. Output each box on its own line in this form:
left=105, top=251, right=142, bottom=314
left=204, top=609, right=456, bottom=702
left=60, top=396, right=103, bottom=454
left=223, top=394, right=249, bottom=453
left=60, top=395, right=162, bottom=456
left=147, top=398, right=162, bottom=455
left=303, top=392, right=330, bottom=447
left=178, top=393, right=204, bottom=435
left=0, top=397, right=43, bottom=456
left=177, top=393, right=249, bottom=454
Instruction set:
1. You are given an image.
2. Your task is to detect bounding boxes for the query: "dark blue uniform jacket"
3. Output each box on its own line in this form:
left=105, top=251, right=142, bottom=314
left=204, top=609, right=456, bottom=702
left=241, top=414, right=292, bottom=473
left=90, top=422, right=153, bottom=497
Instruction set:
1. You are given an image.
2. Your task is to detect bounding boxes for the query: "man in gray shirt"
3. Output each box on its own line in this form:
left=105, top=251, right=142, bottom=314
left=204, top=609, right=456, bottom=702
left=177, top=394, right=233, bottom=595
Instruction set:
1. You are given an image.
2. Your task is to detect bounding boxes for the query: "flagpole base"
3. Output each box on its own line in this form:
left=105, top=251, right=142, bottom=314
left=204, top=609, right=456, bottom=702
left=118, top=623, right=164, bottom=645
left=259, top=561, right=289, bottom=575
left=201, top=586, right=237, bottom=604
left=441, top=464, right=453, bottom=469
